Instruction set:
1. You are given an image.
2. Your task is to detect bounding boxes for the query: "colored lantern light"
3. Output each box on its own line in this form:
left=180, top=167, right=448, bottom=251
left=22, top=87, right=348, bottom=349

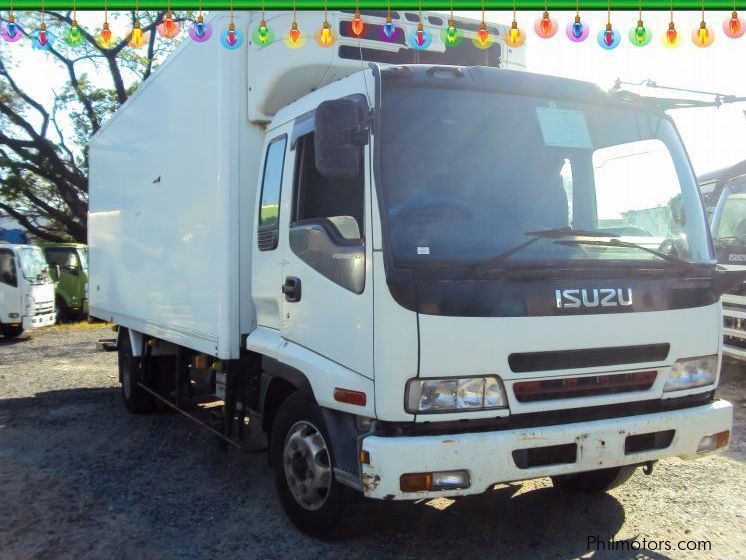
left=220, top=22, right=244, bottom=50
left=97, top=22, right=114, bottom=48
left=157, top=11, right=180, bottom=39
left=315, top=20, right=336, bottom=47
left=441, top=19, right=463, bottom=46
left=692, top=21, right=714, bottom=47
left=723, top=11, right=745, bottom=38
left=284, top=21, right=304, bottom=48
left=662, top=21, right=679, bottom=47
left=129, top=21, right=148, bottom=48
left=380, top=17, right=398, bottom=41
left=534, top=11, right=558, bottom=38
left=252, top=20, right=274, bottom=46
left=351, top=11, right=364, bottom=37
left=473, top=21, right=491, bottom=49
left=566, top=16, right=589, bottom=42
left=2, top=17, right=23, bottom=42
left=63, top=20, right=85, bottom=46
left=188, top=16, right=213, bottom=43
left=629, top=20, right=652, bottom=46
left=408, top=22, right=432, bottom=50
left=505, top=21, right=525, bottom=48
left=32, top=23, right=55, bottom=50
left=597, top=23, right=620, bottom=49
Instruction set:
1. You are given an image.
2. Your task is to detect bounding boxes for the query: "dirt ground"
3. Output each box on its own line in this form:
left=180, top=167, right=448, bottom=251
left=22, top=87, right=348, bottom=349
left=0, top=325, right=744, bottom=560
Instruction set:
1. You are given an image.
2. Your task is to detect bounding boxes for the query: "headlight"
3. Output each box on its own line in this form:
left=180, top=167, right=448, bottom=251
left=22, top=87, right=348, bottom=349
left=663, top=355, right=718, bottom=392
left=406, top=376, right=507, bottom=413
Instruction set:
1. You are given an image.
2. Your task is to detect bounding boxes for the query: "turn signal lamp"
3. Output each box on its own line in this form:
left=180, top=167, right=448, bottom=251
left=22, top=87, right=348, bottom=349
left=333, top=388, right=367, bottom=407
left=697, top=431, right=730, bottom=454
left=400, top=470, right=471, bottom=492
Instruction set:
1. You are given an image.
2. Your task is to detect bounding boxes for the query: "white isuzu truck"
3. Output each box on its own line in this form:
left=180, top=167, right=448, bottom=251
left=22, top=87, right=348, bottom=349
left=0, top=243, right=56, bottom=338
left=89, top=9, right=735, bottom=537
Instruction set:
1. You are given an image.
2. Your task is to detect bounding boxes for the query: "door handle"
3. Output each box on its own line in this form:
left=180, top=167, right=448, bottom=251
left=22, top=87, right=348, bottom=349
left=282, top=276, right=302, bottom=302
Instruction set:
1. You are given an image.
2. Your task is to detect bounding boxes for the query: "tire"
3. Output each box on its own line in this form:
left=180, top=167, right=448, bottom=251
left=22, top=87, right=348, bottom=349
left=55, top=298, right=68, bottom=324
left=118, top=329, right=156, bottom=414
left=270, top=392, right=351, bottom=538
left=1, top=325, right=24, bottom=339
left=551, top=465, right=637, bottom=494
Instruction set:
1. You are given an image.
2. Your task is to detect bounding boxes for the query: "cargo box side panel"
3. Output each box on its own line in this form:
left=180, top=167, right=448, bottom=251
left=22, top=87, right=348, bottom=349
left=89, top=30, right=238, bottom=357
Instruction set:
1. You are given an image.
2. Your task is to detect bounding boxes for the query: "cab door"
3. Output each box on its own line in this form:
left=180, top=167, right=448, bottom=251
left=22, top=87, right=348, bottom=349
left=277, top=107, right=374, bottom=379
left=0, top=248, right=21, bottom=323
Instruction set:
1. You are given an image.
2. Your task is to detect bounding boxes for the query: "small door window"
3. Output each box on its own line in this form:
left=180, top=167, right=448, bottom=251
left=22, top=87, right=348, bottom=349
left=257, top=136, right=287, bottom=251
left=0, top=250, right=17, bottom=287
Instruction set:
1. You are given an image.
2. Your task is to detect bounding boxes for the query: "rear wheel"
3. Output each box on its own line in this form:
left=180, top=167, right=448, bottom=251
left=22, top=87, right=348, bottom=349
left=1, top=325, right=24, bottom=339
left=270, top=392, right=351, bottom=538
left=551, top=465, right=637, bottom=494
left=118, top=329, right=155, bottom=413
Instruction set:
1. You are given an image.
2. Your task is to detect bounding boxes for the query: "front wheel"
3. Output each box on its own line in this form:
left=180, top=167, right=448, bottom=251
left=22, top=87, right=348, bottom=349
left=270, top=392, right=352, bottom=538
left=551, top=465, right=637, bottom=494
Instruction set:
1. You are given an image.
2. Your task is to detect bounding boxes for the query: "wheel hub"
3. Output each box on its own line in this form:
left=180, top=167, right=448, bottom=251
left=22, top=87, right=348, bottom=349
left=283, top=420, right=332, bottom=511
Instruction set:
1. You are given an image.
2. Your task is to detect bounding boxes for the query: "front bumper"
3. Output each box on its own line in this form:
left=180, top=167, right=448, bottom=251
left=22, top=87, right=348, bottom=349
left=23, top=311, right=56, bottom=329
left=360, top=399, right=733, bottom=500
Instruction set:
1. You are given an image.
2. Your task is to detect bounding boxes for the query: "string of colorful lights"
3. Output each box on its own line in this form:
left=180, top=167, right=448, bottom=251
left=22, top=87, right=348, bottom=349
left=1, top=2, right=743, bottom=51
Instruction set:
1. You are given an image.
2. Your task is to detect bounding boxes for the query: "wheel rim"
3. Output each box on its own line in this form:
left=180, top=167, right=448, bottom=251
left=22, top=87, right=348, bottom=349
left=282, top=420, right=332, bottom=511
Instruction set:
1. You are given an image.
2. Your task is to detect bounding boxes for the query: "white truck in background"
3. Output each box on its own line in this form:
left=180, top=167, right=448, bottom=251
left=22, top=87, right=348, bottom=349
left=0, top=243, right=56, bottom=338
left=89, top=10, right=735, bottom=537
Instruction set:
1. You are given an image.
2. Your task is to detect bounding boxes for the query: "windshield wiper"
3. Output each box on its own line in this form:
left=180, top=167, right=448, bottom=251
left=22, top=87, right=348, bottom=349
left=470, top=227, right=619, bottom=275
left=556, top=237, right=694, bottom=269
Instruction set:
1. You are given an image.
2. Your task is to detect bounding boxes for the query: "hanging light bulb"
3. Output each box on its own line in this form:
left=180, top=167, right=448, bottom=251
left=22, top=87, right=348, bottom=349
left=629, top=13, right=652, bottom=46
left=566, top=14, right=589, bottom=42
left=285, top=21, right=303, bottom=48
left=473, top=21, right=491, bottom=48
left=220, top=21, right=244, bottom=49
left=534, top=9, right=558, bottom=38
left=692, top=20, right=714, bottom=47
left=62, top=1, right=84, bottom=47
left=189, top=14, right=213, bottom=42
left=505, top=20, right=525, bottom=47
left=723, top=10, right=745, bottom=38
left=351, top=11, right=364, bottom=37
left=129, top=19, right=147, bottom=47
left=1, top=13, right=23, bottom=43
left=408, top=21, right=431, bottom=50
left=315, top=18, right=336, bottom=47
left=157, top=10, right=180, bottom=39
left=381, top=16, right=396, bottom=40
left=33, top=22, right=55, bottom=50
left=439, top=1, right=462, bottom=46
left=97, top=21, right=114, bottom=47
left=63, top=19, right=84, bottom=46
left=662, top=21, right=679, bottom=47
left=251, top=0, right=274, bottom=46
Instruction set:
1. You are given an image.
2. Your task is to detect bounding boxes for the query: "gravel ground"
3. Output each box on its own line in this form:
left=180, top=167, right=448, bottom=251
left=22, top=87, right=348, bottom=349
left=0, top=325, right=744, bottom=560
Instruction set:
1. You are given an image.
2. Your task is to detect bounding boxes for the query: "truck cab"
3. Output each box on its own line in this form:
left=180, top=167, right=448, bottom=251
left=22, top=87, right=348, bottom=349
left=41, top=242, right=89, bottom=321
left=0, top=243, right=56, bottom=338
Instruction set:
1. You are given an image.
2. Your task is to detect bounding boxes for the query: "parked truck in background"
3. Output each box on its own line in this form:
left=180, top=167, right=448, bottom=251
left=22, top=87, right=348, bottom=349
left=0, top=243, right=56, bottom=338
left=40, top=242, right=89, bottom=321
left=89, top=10, right=736, bottom=537
left=709, top=167, right=746, bottom=360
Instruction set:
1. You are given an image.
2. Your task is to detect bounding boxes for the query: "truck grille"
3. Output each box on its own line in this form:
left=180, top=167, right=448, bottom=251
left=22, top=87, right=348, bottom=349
left=32, top=301, right=54, bottom=315
left=508, top=343, right=670, bottom=373
left=513, top=371, right=657, bottom=403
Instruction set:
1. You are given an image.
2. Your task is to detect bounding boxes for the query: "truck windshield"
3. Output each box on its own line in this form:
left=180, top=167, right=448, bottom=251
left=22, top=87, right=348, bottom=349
left=712, top=181, right=746, bottom=264
left=378, top=86, right=712, bottom=270
left=17, top=247, right=49, bottom=282
left=78, top=248, right=88, bottom=271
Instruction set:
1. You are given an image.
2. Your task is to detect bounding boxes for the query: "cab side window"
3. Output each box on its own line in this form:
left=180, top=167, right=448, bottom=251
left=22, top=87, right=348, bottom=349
left=45, top=248, right=78, bottom=269
left=292, top=133, right=364, bottom=241
left=257, top=136, right=287, bottom=251
left=0, top=250, right=17, bottom=287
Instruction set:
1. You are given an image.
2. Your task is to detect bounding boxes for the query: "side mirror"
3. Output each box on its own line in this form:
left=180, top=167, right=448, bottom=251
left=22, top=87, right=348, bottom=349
left=314, top=98, right=368, bottom=180
left=712, top=266, right=746, bottom=295
left=289, top=220, right=365, bottom=294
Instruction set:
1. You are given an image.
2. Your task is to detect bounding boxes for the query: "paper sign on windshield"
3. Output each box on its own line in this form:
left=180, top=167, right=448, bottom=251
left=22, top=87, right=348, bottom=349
left=536, top=106, right=593, bottom=149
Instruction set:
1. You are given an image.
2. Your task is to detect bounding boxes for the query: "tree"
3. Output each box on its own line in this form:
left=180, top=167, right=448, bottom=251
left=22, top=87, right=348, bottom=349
left=0, top=10, right=188, bottom=242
